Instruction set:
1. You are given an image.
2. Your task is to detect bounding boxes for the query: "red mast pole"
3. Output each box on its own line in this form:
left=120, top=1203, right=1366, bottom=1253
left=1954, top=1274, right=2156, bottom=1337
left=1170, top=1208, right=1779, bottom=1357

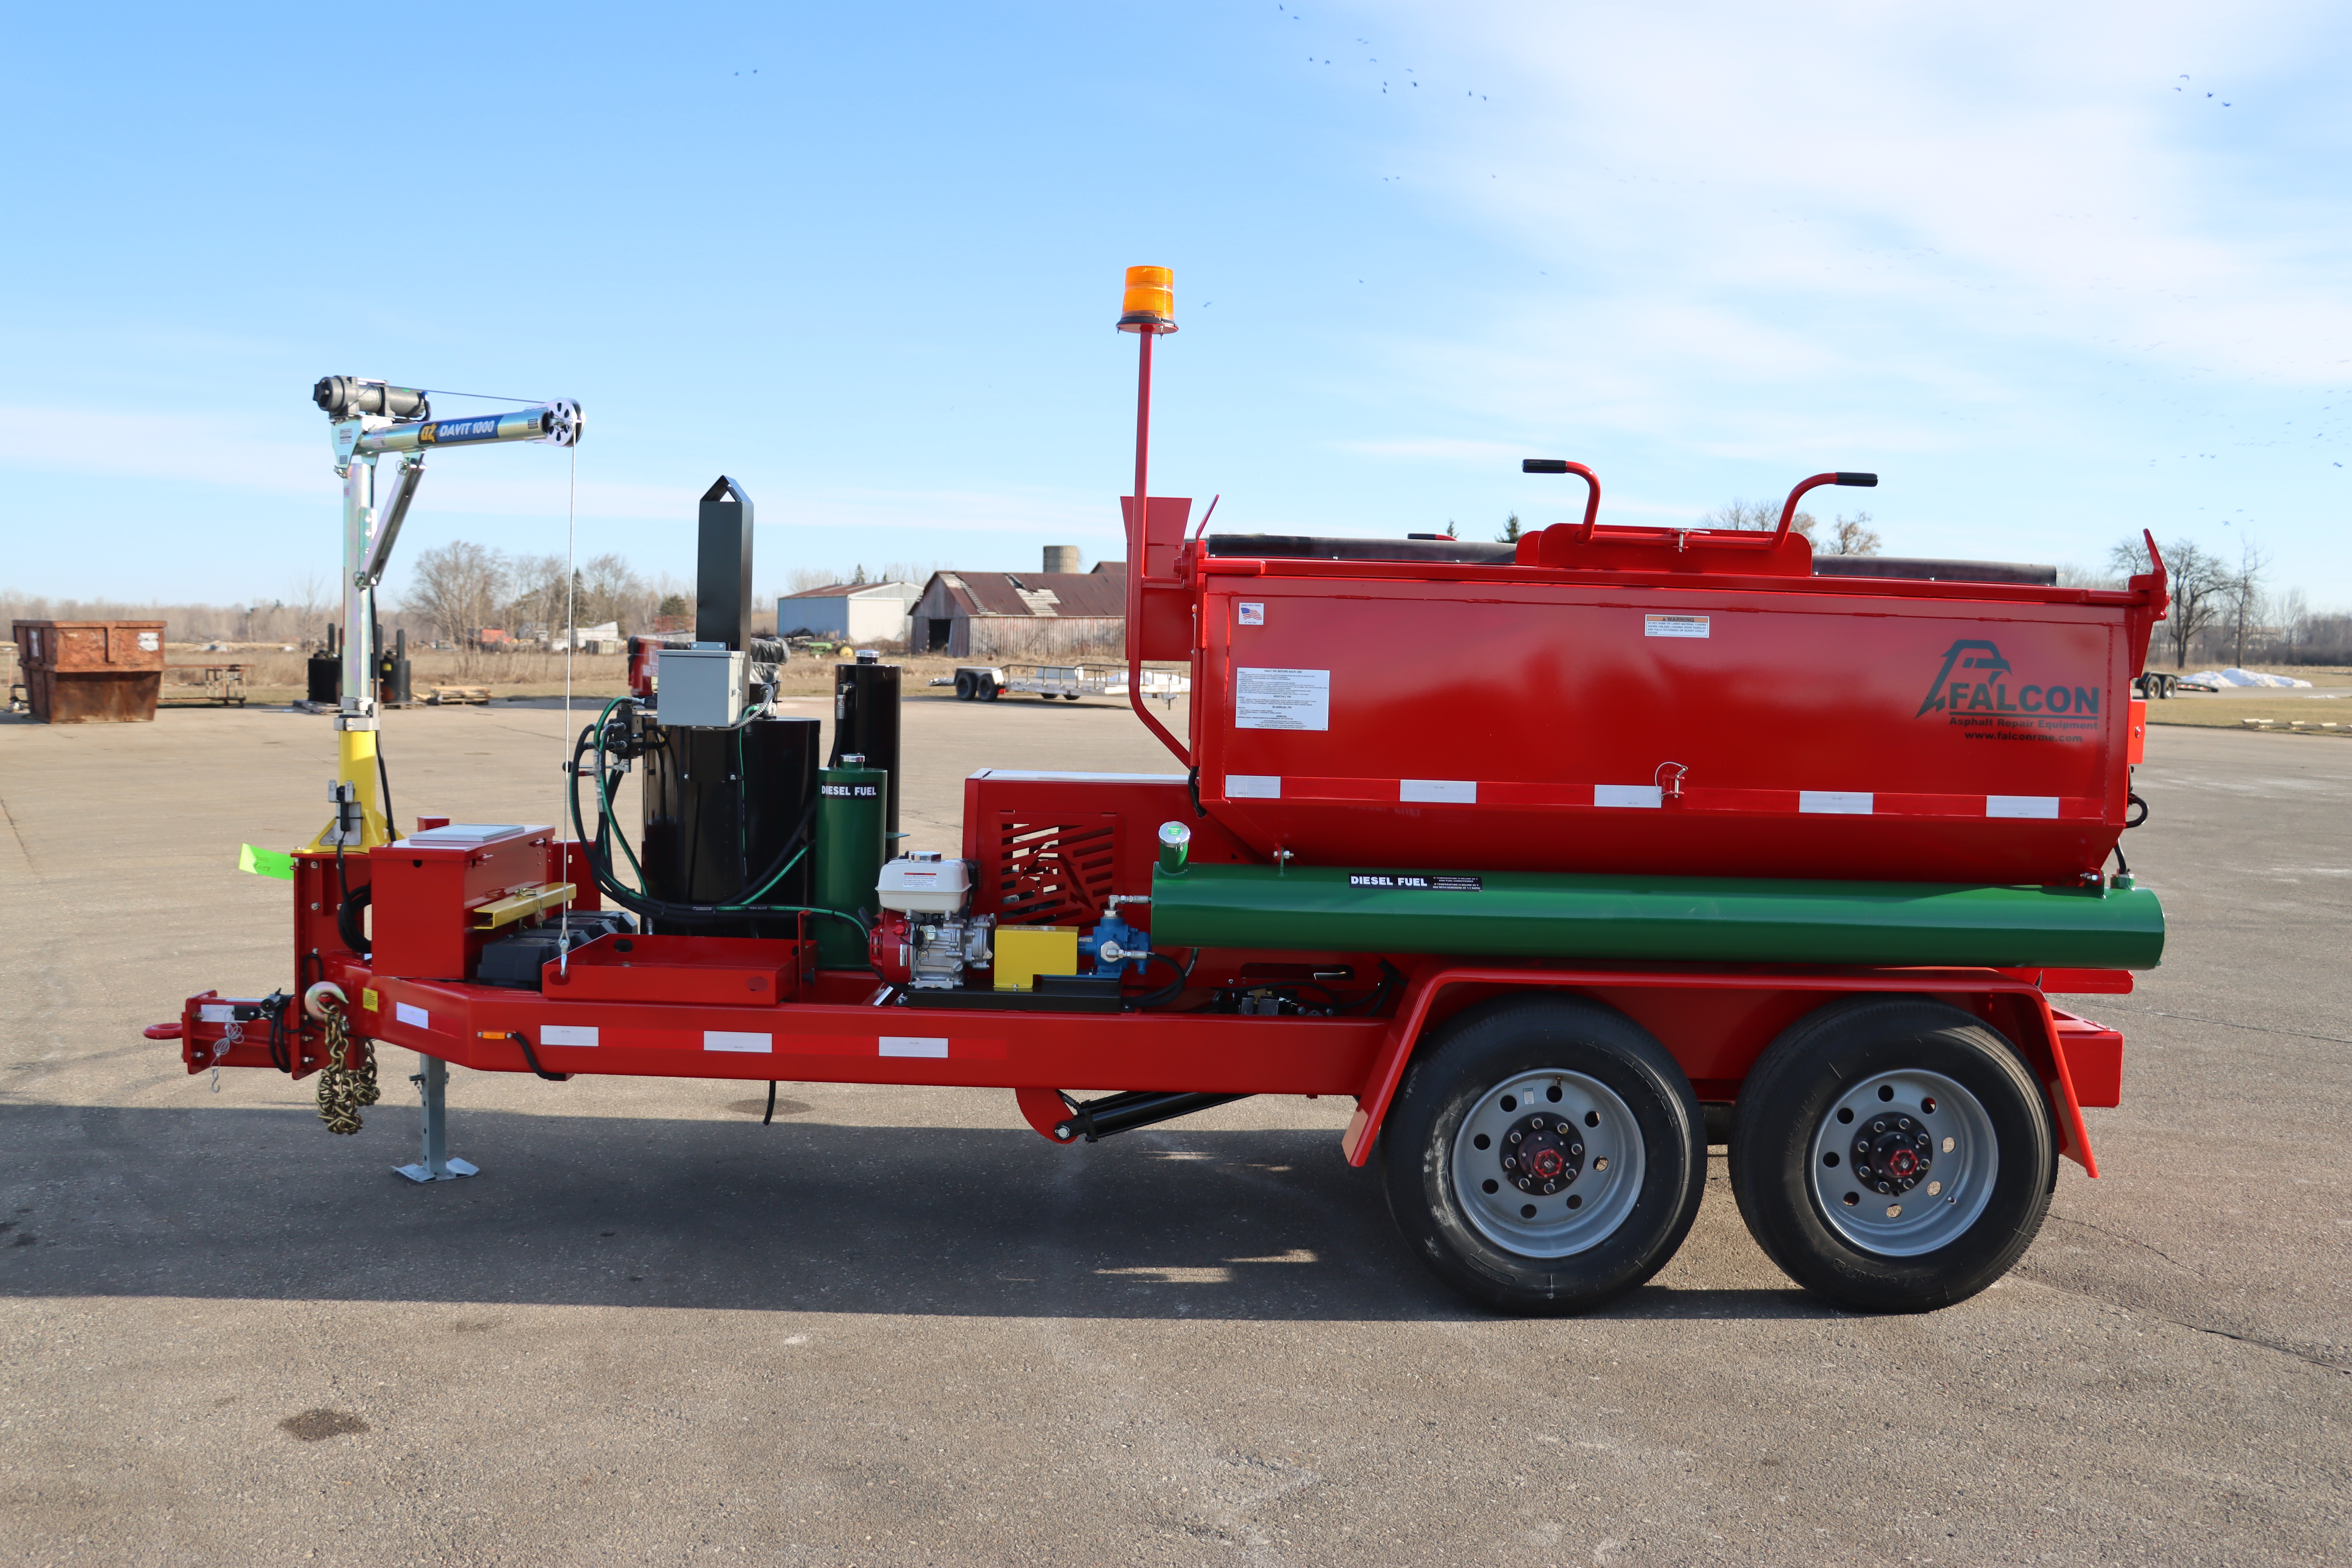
left=1124, top=282, right=1190, bottom=768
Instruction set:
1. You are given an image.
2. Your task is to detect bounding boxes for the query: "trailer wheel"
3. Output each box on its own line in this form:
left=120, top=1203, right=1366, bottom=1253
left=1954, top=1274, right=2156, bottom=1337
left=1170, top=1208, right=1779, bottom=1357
left=977, top=675, right=999, bottom=702
left=1729, top=997, right=2055, bottom=1314
left=954, top=672, right=975, bottom=700
left=1380, top=996, right=1705, bottom=1314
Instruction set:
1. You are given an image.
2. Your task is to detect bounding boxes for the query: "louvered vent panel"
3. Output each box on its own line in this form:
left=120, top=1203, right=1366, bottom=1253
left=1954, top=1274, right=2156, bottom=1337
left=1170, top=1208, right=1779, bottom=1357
left=991, top=815, right=1119, bottom=925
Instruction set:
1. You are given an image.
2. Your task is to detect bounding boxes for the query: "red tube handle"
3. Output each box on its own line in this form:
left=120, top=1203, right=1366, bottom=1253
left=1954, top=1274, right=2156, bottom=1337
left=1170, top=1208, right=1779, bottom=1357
left=1522, top=459, right=1602, bottom=540
left=1775, top=471, right=1878, bottom=545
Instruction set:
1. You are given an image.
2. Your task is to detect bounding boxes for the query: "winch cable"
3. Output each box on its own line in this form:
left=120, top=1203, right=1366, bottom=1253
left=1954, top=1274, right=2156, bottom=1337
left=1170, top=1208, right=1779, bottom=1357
left=556, top=439, right=579, bottom=977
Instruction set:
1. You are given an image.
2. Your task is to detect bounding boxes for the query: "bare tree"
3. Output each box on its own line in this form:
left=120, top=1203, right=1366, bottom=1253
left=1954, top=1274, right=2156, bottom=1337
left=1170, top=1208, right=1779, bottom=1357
left=401, top=541, right=511, bottom=647
left=506, top=553, right=570, bottom=641
left=578, top=553, right=648, bottom=632
left=2110, top=536, right=2227, bottom=668
left=1702, top=498, right=1819, bottom=540
left=2225, top=535, right=2269, bottom=668
left=1819, top=512, right=1882, bottom=556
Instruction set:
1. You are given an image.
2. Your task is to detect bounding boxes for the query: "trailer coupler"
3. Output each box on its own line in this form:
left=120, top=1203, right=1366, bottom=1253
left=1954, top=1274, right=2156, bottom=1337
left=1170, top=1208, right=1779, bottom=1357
left=1050, top=1090, right=1249, bottom=1144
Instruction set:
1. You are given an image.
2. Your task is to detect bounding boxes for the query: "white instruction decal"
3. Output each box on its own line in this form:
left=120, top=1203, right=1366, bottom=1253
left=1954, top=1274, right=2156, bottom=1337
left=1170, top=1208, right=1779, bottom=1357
left=1400, top=779, right=1477, bottom=804
left=541, top=1025, right=599, bottom=1047
left=1224, top=774, right=1282, bottom=799
left=880, top=1036, right=949, bottom=1059
left=394, top=1002, right=430, bottom=1029
left=1986, top=795, right=2059, bottom=819
left=1235, top=667, right=1329, bottom=731
left=1237, top=602, right=1265, bottom=626
left=1594, top=784, right=1663, bottom=809
left=1644, top=614, right=1710, bottom=639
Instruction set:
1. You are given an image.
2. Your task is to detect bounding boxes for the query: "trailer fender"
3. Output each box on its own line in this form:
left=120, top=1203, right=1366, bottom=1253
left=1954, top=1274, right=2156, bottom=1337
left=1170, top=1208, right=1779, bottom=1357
left=1341, top=965, right=2103, bottom=1175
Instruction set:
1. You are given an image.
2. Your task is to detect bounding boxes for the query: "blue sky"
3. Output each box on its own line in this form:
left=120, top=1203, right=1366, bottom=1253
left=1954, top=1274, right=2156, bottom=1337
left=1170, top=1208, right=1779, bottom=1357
left=4, top=1, right=2347, bottom=610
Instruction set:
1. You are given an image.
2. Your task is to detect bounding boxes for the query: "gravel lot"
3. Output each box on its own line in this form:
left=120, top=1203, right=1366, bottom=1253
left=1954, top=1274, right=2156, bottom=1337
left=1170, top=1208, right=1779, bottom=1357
left=1, top=693, right=2345, bottom=1565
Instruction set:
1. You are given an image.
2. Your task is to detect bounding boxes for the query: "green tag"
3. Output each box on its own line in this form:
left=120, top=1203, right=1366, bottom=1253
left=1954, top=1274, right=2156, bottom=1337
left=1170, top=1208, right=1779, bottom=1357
left=238, top=843, right=296, bottom=881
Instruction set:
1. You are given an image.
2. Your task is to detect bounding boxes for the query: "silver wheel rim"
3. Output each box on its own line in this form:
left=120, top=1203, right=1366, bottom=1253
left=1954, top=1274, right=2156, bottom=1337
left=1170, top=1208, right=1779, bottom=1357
left=1809, top=1069, right=1996, bottom=1257
left=1450, top=1071, right=1645, bottom=1258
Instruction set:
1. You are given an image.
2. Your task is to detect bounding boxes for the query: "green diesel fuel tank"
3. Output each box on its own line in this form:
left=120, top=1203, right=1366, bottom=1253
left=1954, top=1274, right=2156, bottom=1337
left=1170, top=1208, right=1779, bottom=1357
left=1149, top=862, right=2164, bottom=971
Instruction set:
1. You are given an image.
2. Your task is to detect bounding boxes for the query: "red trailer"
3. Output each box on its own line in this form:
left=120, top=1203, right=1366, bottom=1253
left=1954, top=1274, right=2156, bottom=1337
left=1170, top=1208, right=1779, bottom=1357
left=164, top=273, right=2168, bottom=1315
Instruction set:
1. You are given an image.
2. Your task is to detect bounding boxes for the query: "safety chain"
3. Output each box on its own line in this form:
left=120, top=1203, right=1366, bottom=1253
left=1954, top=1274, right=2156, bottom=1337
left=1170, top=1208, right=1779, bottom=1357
left=313, top=997, right=381, bottom=1135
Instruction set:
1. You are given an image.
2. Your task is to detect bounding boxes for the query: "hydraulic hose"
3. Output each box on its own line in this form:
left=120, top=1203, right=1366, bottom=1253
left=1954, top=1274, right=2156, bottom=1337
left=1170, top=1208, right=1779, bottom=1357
left=566, top=719, right=866, bottom=942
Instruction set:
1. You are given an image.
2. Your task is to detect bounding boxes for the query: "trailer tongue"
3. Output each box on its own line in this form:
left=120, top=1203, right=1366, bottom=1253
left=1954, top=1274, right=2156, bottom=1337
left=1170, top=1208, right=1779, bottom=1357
left=165, top=266, right=2166, bottom=1316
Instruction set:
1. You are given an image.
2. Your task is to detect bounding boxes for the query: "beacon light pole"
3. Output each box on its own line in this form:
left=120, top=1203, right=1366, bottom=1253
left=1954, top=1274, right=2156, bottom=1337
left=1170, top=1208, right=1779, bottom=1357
left=1117, top=266, right=1191, bottom=768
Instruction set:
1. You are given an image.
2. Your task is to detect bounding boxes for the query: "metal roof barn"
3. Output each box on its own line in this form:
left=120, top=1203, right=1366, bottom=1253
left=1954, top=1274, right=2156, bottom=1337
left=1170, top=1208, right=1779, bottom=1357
left=912, top=557, right=1127, bottom=659
left=777, top=582, right=924, bottom=646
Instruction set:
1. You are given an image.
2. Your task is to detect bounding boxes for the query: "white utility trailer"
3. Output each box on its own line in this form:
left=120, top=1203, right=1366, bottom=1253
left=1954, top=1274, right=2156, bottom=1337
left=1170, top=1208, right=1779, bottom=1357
left=933, top=663, right=1191, bottom=705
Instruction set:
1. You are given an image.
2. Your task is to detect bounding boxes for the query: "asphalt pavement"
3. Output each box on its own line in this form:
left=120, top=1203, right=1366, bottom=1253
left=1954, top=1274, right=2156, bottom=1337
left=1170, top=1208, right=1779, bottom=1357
left=0, top=692, right=2344, bottom=1565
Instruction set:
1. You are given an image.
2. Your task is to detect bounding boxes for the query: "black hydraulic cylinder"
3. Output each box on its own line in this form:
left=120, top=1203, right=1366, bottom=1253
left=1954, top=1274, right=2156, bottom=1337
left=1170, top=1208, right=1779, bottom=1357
left=1052, top=1090, right=1250, bottom=1144
left=307, top=623, right=340, bottom=702
left=829, top=658, right=903, bottom=841
left=639, top=714, right=819, bottom=937
left=377, top=627, right=413, bottom=706
left=696, top=476, right=754, bottom=650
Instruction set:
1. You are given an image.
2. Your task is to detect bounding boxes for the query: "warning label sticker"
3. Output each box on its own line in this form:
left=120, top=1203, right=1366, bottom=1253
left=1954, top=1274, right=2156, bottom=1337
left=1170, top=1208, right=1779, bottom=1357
left=1644, top=614, right=1710, bottom=639
left=1235, top=667, right=1330, bottom=731
left=1348, top=873, right=1484, bottom=892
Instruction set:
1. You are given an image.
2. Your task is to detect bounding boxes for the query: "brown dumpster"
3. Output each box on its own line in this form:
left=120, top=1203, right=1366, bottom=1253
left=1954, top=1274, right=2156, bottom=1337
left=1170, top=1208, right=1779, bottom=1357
left=11, top=620, right=167, bottom=723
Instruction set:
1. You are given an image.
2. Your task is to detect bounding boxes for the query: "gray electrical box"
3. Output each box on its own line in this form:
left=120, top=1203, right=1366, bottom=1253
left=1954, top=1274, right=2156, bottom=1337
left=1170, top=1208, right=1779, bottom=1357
left=656, top=647, right=748, bottom=729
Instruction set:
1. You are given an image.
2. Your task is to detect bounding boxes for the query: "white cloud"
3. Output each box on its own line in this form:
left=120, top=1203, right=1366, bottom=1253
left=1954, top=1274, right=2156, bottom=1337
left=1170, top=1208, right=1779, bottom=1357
left=1358, top=0, right=2351, bottom=400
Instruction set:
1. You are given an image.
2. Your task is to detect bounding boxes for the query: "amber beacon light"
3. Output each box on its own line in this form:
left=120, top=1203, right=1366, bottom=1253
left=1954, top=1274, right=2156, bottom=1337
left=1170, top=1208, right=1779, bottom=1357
left=1118, top=265, right=1178, bottom=333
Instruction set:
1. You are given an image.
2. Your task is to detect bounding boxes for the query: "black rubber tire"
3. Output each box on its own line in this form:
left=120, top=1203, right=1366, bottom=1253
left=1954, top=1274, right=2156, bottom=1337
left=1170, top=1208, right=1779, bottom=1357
left=1380, top=995, right=1706, bottom=1314
left=954, top=672, right=974, bottom=701
left=979, top=677, right=1000, bottom=702
left=1729, top=996, right=2057, bottom=1314
left=1063, top=693, right=1080, bottom=702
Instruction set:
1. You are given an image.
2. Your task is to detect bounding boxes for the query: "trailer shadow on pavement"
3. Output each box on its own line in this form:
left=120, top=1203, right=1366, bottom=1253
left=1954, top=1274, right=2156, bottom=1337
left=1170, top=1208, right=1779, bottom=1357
left=0, top=1101, right=1835, bottom=1325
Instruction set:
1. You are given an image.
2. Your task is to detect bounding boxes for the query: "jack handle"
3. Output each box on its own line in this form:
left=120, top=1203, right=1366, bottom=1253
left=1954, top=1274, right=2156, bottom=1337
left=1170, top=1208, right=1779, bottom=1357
left=1522, top=459, right=1601, bottom=541
left=1774, top=472, right=1877, bottom=547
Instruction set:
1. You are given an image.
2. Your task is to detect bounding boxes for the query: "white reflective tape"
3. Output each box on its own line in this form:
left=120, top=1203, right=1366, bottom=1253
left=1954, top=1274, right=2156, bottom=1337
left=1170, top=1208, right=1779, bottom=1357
left=1595, top=784, right=1663, bottom=809
left=1800, top=791, right=1875, bottom=815
left=1400, top=779, right=1476, bottom=804
left=704, top=1031, right=773, bottom=1053
left=880, top=1035, right=950, bottom=1059
left=541, top=1025, right=599, bottom=1047
left=394, top=1002, right=430, bottom=1029
left=1986, top=795, right=2060, bottom=819
left=1225, top=774, right=1282, bottom=799
left=198, top=1003, right=235, bottom=1024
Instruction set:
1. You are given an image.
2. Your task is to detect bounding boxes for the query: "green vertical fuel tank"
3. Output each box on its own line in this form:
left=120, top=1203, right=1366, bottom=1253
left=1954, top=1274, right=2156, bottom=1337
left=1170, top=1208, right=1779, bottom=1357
left=1149, top=862, right=2165, bottom=970
left=813, top=759, right=887, bottom=966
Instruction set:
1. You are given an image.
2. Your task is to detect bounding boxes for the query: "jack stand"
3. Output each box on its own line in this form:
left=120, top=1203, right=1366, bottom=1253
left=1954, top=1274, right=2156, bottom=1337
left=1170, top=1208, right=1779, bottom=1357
left=395, top=1055, right=479, bottom=1183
